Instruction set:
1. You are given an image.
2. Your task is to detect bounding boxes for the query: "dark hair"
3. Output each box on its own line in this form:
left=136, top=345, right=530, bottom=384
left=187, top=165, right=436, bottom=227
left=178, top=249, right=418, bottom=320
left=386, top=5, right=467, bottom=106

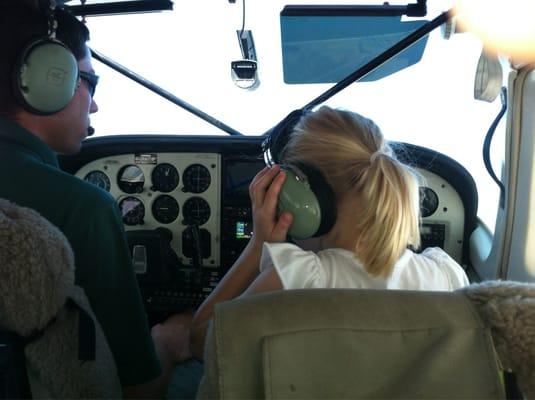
left=0, top=0, right=90, bottom=115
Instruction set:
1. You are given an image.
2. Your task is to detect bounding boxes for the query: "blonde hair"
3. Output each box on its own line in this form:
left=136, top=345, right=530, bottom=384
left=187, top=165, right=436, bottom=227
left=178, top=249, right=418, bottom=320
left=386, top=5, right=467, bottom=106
left=281, top=106, right=421, bottom=277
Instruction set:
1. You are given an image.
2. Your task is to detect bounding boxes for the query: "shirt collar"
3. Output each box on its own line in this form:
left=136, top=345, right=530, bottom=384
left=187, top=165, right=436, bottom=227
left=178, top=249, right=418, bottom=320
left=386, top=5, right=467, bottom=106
left=0, top=116, right=59, bottom=168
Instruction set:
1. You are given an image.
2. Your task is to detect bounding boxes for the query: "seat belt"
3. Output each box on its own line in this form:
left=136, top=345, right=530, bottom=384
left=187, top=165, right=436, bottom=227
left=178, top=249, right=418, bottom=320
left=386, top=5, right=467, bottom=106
left=504, top=371, right=523, bottom=400
left=0, top=298, right=96, bottom=399
left=0, top=330, right=32, bottom=399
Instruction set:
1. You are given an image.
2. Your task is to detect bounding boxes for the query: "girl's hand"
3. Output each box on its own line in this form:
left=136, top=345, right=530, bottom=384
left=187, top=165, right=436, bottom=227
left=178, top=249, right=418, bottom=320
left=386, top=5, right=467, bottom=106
left=249, top=165, right=293, bottom=245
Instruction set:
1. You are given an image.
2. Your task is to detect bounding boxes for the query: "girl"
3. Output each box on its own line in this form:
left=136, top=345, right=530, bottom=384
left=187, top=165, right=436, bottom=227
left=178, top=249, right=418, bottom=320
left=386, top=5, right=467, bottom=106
left=190, top=106, right=469, bottom=358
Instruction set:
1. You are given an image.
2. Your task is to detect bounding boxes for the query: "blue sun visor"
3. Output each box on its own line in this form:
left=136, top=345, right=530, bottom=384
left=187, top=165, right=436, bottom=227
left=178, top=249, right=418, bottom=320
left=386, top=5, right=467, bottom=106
left=281, top=6, right=430, bottom=84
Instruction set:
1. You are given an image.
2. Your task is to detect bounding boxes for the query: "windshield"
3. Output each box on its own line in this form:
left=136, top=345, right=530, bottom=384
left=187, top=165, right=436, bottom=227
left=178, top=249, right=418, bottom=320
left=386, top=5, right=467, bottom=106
left=82, top=0, right=507, bottom=230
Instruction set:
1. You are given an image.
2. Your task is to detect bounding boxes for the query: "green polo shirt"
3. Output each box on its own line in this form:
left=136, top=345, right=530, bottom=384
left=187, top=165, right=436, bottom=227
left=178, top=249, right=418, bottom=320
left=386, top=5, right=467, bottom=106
left=0, top=117, right=161, bottom=386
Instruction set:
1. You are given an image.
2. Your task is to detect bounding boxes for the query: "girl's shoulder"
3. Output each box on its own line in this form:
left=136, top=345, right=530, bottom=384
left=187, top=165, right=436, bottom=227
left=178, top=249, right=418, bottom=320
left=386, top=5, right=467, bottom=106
left=395, top=247, right=469, bottom=290
left=261, top=242, right=313, bottom=264
left=262, top=243, right=356, bottom=266
left=399, top=246, right=457, bottom=265
left=261, top=243, right=371, bottom=289
left=260, top=242, right=324, bottom=289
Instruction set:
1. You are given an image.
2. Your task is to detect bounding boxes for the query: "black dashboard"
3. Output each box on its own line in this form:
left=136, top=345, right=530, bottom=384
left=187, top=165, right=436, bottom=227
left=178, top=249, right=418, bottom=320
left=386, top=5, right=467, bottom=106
left=60, top=135, right=477, bottom=321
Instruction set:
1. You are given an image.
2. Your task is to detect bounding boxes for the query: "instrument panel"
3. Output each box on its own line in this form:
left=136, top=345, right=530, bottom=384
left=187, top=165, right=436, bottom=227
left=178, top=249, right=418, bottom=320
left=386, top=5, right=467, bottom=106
left=66, top=137, right=476, bottom=319
left=417, top=169, right=464, bottom=262
left=75, top=153, right=221, bottom=268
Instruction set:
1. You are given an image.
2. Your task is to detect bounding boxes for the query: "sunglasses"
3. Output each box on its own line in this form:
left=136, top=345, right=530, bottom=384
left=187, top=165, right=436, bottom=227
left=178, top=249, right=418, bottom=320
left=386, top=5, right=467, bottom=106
left=79, top=70, right=99, bottom=98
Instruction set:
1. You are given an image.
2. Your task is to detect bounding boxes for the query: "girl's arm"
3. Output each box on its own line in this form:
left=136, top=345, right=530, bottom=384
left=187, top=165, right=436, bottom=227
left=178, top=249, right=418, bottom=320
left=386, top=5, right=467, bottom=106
left=190, top=165, right=292, bottom=359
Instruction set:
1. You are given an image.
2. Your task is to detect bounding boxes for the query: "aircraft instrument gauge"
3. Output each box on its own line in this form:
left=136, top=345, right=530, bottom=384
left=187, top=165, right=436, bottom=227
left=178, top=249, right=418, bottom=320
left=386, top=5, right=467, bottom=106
left=182, top=164, right=211, bottom=193
left=118, top=165, right=145, bottom=194
left=151, top=163, right=179, bottom=192
left=152, top=195, right=179, bottom=224
left=182, top=197, right=210, bottom=225
left=84, top=170, right=110, bottom=192
left=419, top=187, right=439, bottom=218
left=119, top=197, right=145, bottom=225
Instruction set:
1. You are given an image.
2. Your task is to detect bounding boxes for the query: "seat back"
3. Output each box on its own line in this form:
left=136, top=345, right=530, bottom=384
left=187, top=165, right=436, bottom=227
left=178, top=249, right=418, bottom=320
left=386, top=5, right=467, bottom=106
left=0, top=199, right=121, bottom=399
left=197, top=289, right=505, bottom=399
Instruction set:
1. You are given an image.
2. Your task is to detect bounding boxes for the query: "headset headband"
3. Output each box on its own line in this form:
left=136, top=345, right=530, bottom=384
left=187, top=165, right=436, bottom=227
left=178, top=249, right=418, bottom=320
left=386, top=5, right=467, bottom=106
left=262, top=108, right=308, bottom=166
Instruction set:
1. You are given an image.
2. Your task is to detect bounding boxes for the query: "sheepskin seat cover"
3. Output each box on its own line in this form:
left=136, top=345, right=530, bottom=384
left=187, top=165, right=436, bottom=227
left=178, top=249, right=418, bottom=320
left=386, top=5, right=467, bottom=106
left=461, top=280, right=535, bottom=398
left=0, top=199, right=121, bottom=398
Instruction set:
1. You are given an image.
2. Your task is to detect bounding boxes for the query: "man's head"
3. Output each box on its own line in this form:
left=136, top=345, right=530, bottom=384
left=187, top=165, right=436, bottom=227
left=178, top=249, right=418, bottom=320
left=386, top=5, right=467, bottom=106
left=0, top=0, right=98, bottom=154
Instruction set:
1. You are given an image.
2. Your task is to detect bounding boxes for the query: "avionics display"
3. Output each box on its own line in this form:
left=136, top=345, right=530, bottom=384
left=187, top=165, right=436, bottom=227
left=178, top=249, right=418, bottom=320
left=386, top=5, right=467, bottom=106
left=225, top=160, right=264, bottom=197
left=236, top=221, right=253, bottom=239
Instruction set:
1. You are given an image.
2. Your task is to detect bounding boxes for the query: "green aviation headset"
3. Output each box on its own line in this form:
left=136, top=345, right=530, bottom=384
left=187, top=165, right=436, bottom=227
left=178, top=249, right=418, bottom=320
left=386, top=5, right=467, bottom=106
left=13, top=4, right=79, bottom=115
left=262, top=109, right=337, bottom=239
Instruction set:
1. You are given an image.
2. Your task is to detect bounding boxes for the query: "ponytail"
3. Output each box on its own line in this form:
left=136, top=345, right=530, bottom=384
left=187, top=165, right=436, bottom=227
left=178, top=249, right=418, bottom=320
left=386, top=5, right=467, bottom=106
left=354, top=152, right=421, bottom=276
left=281, top=106, right=420, bottom=277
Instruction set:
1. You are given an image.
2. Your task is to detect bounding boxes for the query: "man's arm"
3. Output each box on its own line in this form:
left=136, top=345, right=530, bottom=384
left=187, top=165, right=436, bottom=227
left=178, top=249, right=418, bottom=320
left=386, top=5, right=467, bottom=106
left=123, top=312, right=193, bottom=398
left=68, top=194, right=166, bottom=396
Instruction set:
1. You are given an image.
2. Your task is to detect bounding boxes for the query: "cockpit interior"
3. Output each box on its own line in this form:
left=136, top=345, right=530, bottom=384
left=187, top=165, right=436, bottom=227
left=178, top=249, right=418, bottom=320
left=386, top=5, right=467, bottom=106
left=3, top=0, right=535, bottom=397
left=53, top=0, right=504, bottom=325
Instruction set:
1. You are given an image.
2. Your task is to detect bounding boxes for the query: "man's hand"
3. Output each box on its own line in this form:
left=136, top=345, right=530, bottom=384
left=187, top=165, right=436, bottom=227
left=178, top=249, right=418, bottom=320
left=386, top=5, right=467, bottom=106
left=151, top=311, right=193, bottom=364
left=249, top=165, right=293, bottom=245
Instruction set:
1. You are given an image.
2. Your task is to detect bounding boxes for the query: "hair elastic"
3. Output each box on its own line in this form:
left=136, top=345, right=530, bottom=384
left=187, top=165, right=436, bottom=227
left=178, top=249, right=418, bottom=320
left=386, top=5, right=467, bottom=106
left=369, top=150, right=385, bottom=164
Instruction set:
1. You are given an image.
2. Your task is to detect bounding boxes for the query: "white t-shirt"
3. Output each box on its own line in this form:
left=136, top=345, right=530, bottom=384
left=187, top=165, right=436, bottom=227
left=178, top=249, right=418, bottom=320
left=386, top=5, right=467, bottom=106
left=260, top=243, right=469, bottom=291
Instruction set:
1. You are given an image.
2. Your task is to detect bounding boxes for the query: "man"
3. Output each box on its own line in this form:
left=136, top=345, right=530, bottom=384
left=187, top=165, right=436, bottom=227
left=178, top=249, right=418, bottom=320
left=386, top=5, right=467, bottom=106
left=0, top=1, right=190, bottom=397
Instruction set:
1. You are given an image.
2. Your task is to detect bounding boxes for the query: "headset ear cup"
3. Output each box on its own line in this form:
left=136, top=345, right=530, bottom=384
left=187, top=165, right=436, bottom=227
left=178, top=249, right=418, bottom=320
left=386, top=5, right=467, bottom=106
left=277, top=164, right=337, bottom=239
left=278, top=167, right=322, bottom=239
left=14, top=39, right=79, bottom=115
left=296, top=163, right=337, bottom=237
